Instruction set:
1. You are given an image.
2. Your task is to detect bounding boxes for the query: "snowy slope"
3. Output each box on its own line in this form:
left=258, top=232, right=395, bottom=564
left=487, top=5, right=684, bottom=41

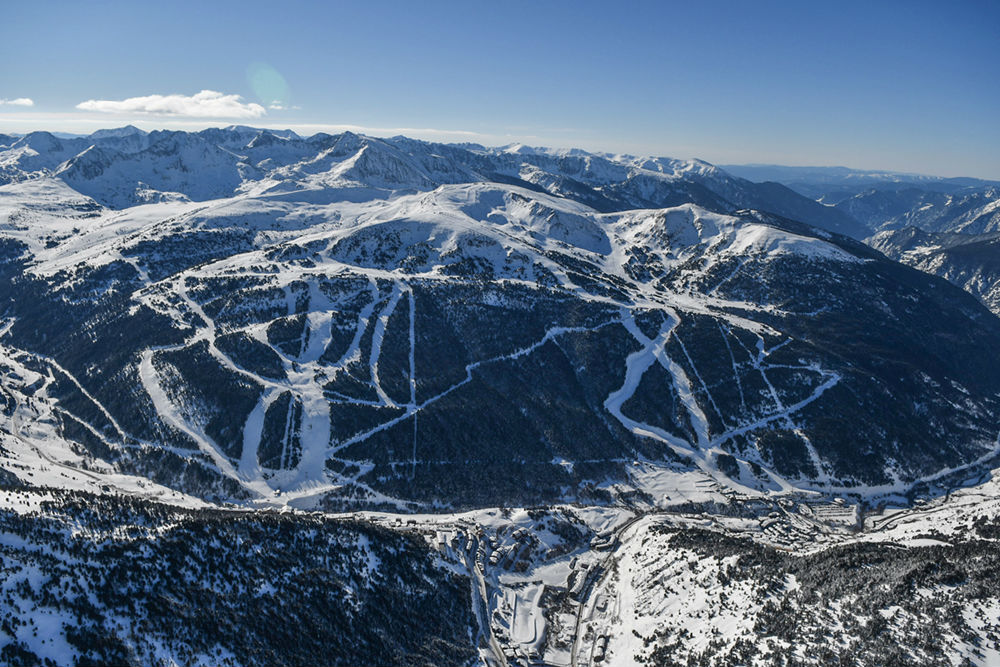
left=1, top=136, right=998, bottom=512
left=0, top=126, right=867, bottom=236
left=842, top=186, right=1000, bottom=235
left=869, top=226, right=1000, bottom=315
left=2, top=127, right=1000, bottom=667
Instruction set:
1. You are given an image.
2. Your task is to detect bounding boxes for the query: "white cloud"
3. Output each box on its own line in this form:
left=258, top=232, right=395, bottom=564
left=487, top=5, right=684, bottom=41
left=0, top=98, right=34, bottom=107
left=76, top=90, right=265, bottom=118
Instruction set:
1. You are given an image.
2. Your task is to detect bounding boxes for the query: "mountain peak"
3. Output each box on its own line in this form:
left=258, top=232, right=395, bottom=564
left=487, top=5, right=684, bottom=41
left=88, top=125, right=146, bottom=140
left=13, top=130, right=64, bottom=152
left=55, top=144, right=120, bottom=180
left=501, top=142, right=538, bottom=155
left=246, top=130, right=287, bottom=149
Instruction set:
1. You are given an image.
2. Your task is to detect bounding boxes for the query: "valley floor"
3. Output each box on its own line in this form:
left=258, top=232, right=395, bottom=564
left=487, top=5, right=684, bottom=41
left=3, top=459, right=999, bottom=666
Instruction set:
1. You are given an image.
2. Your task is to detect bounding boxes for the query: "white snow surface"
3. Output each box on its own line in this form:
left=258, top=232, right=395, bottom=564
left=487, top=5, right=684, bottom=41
left=0, top=130, right=948, bottom=511
left=2, top=128, right=999, bottom=667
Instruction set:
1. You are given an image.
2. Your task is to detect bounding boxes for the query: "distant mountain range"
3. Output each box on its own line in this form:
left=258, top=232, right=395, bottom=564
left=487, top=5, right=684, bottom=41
left=721, top=163, right=1000, bottom=200
left=0, top=127, right=866, bottom=236
left=722, top=164, right=1000, bottom=233
left=724, top=163, right=1000, bottom=316
left=869, top=227, right=1000, bottom=314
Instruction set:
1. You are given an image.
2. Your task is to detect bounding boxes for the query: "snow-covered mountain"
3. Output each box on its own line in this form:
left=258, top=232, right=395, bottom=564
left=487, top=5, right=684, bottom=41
left=870, top=226, right=1000, bottom=315
left=1, top=127, right=999, bottom=666
left=840, top=186, right=1000, bottom=235
left=724, top=163, right=1000, bottom=236
left=2, top=174, right=997, bottom=508
left=0, top=126, right=866, bottom=236
left=1, top=125, right=997, bottom=511
left=725, top=163, right=1000, bottom=324
left=722, top=163, right=1000, bottom=202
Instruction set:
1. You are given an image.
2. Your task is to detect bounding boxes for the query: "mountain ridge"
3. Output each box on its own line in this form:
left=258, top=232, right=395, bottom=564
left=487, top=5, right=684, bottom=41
left=3, top=126, right=1000, bottom=667
left=0, top=126, right=867, bottom=237
left=1, top=129, right=998, bottom=512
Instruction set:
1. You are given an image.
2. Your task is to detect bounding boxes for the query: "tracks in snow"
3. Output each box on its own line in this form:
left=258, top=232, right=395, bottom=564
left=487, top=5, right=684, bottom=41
left=131, top=260, right=847, bottom=504
left=137, top=272, right=422, bottom=504
left=604, top=308, right=840, bottom=495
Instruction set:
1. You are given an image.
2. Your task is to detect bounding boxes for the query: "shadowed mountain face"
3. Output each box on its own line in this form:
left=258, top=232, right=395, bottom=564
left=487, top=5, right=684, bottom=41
left=722, top=164, right=1000, bottom=236
left=870, top=226, right=1000, bottom=315
left=721, top=164, right=1000, bottom=326
left=0, top=128, right=999, bottom=512
left=833, top=186, right=1000, bottom=238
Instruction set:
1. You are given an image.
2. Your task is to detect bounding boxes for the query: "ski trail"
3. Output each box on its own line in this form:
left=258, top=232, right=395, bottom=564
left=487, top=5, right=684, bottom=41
left=172, top=276, right=295, bottom=477
left=298, top=282, right=335, bottom=363
left=291, top=390, right=330, bottom=486
left=748, top=335, right=830, bottom=482
left=604, top=313, right=686, bottom=455
left=411, top=412, right=418, bottom=480
left=708, top=371, right=841, bottom=446
left=794, top=427, right=830, bottom=484
left=136, top=259, right=845, bottom=502
left=4, top=340, right=216, bottom=478
left=240, top=387, right=281, bottom=480
left=611, top=310, right=710, bottom=451
left=332, top=277, right=380, bottom=369
left=656, top=349, right=711, bottom=448
left=369, top=282, right=405, bottom=408
left=752, top=336, right=790, bottom=422
left=605, top=309, right=798, bottom=496
left=150, top=275, right=292, bottom=488
left=709, top=257, right=750, bottom=296
left=408, top=287, right=416, bottom=408
left=626, top=310, right=711, bottom=448
left=139, top=349, right=268, bottom=496
left=280, top=394, right=296, bottom=470
left=717, top=322, right=747, bottom=413
left=283, top=283, right=298, bottom=316
left=408, top=287, right=418, bottom=477
left=55, top=407, right=121, bottom=448
left=673, top=330, right=727, bottom=433
left=20, top=350, right=128, bottom=442
left=286, top=280, right=338, bottom=488
left=149, top=271, right=401, bottom=496
left=121, top=255, right=152, bottom=288
left=175, top=271, right=335, bottom=488
left=96, top=266, right=415, bottom=506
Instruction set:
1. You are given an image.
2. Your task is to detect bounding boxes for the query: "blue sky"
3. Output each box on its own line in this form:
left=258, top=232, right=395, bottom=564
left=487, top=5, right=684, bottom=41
left=2, top=0, right=998, bottom=178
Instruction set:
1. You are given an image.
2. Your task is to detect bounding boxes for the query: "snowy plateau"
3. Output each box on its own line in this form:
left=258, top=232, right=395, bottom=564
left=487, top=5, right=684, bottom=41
left=0, top=126, right=999, bottom=666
